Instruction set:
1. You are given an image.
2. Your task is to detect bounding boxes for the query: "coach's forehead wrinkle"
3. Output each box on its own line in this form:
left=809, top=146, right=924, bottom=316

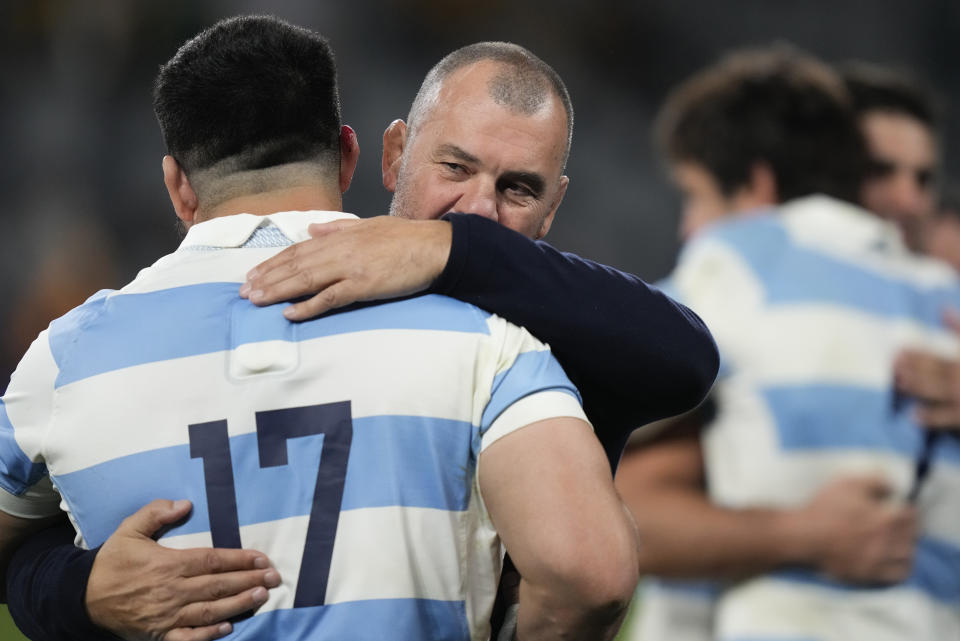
left=434, top=144, right=480, bottom=165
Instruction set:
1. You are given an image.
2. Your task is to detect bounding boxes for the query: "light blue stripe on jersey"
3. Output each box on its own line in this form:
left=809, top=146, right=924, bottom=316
left=760, top=385, right=926, bottom=458
left=0, top=400, right=47, bottom=495
left=56, top=415, right=478, bottom=547
left=48, top=286, right=490, bottom=388
left=704, top=216, right=960, bottom=328
left=232, top=597, right=467, bottom=640
left=480, top=350, right=581, bottom=430
left=771, top=536, right=960, bottom=604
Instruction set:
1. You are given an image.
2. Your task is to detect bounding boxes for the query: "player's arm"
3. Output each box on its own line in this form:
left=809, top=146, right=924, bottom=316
left=895, top=308, right=960, bottom=431
left=480, top=416, right=638, bottom=641
left=615, top=418, right=916, bottom=583
left=241, top=213, right=719, bottom=431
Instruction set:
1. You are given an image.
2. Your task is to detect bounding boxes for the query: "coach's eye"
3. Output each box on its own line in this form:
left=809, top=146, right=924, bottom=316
left=441, top=162, right=467, bottom=175
left=506, top=184, right=534, bottom=198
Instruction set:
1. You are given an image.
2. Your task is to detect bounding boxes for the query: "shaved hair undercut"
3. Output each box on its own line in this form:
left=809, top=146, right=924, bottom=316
left=407, top=42, right=574, bottom=166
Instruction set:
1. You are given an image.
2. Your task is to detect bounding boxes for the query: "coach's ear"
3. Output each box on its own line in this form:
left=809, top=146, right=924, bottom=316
left=339, top=125, right=359, bottom=194
left=382, top=119, right=407, bottom=193
left=162, top=155, right=199, bottom=227
left=536, top=175, right=568, bottom=240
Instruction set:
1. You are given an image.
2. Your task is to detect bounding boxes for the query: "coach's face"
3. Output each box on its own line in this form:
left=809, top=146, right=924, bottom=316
left=382, top=60, right=569, bottom=240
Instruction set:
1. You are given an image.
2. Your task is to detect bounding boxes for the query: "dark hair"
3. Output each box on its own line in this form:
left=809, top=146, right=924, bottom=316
left=657, top=45, right=867, bottom=205
left=840, top=61, right=939, bottom=130
left=409, top=41, right=573, bottom=165
left=153, top=15, right=341, bottom=176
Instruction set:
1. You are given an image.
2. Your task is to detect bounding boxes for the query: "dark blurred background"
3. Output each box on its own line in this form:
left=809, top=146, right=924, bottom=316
left=3, top=0, right=960, bottom=384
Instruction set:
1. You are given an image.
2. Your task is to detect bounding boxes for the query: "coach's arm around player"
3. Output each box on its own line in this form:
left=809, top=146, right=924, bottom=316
left=3, top=501, right=280, bottom=641
left=0, top=511, right=62, bottom=603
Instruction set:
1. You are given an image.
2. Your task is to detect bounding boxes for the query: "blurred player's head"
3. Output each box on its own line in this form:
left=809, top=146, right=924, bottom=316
left=841, top=62, right=940, bottom=252
left=382, top=42, right=572, bottom=240
left=153, top=15, right=357, bottom=227
left=657, top=45, right=867, bottom=240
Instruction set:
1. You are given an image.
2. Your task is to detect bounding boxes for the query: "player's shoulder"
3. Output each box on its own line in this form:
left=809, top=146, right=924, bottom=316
left=344, top=293, right=493, bottom=337
left=47, top=288, right=114, bottom=340
left=684, top=209, right=788, bottom=273
left=384, top=294, right=551, bottom=354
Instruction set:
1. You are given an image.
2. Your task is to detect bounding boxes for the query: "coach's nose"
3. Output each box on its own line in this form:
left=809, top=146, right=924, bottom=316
left=454, top=178, right=498, bottom=222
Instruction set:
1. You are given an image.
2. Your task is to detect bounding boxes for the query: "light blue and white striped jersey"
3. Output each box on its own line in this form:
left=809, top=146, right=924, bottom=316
left=670, top=196, right=960, bottom=641
left=0, top=210, right=589, bottom=641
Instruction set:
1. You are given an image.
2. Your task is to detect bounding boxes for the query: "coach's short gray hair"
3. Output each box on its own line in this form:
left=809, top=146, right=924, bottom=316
left=407, top=42, right=574, bottom=166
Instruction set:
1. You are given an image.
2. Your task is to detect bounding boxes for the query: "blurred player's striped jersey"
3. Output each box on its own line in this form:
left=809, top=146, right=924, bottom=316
left=0, top=210, right=588, bottom=641
left=671, top=196, right=960, bottom=641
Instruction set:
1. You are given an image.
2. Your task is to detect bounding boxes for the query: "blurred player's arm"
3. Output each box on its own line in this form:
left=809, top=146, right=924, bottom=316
left=242, top=213, right=719, bottom=430
left=895, top=309, right=960, bottom=431
left=480, top=416, right=638, bottom=641
left=615, top=417, right=916, bottom=583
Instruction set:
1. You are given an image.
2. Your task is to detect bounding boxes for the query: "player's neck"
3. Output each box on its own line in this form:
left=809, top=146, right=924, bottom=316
left=198, top=184, right=343, bottom=221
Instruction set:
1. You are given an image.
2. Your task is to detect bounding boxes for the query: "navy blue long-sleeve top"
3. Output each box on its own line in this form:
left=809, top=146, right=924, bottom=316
left=4, top=212, right=719, bottom=640
left=434, top=213, right=719, bottom=465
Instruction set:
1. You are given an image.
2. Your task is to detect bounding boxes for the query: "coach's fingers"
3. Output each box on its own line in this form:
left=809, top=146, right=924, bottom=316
left=176, top=547, right=273, bottom=578
left=164, top=622, right=233, bottom=641
left=282, top=281, right=359, bottom=321
left=245, top=236, right=309, bottom=283
left=179, top=568, right=281, bottom=603
left=244, top=249, right=344, bottom=306
left=118, top=499, right=192, bottom=539
left=245, top=257, right=341, bottom=307
left=173, top=586, right=270, bottom=629
left=307, top=218, right=363, bottom=238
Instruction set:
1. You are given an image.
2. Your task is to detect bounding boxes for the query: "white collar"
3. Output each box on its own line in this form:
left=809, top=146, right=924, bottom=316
left=779, top=195, right=907, bottom=256
left=177, top=210, right=358, bottom=250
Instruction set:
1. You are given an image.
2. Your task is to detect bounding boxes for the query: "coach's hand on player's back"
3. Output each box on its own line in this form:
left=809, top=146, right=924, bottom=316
left=240, top=216, right=452, bottom=320
left=85, top=499, right=280, bottom=641
left=894, top=310, right=960, bottom=432
left=791, top=476, right=917, bottom=585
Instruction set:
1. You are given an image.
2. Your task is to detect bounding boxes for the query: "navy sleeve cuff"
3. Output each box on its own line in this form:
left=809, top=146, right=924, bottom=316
left=6, top=522, right=121, bottom=641
left=432, top=212, right=472, bottom=296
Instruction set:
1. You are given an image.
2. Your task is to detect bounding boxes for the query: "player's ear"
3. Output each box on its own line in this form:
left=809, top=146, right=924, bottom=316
left=382, top=119, right=407, bottom=193
left=162, top=155, right=199, bottom=227
left=536, top=175, right=568, bottom=240
left=339, top=125, right=359, bottom=194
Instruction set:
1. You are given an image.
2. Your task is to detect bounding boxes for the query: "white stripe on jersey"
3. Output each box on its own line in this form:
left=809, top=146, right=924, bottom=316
left=161, top=506, right=469, bottom=610
left=43, top=328, right=500, bottom=475
left=715, top=577, right=960, bottom=641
